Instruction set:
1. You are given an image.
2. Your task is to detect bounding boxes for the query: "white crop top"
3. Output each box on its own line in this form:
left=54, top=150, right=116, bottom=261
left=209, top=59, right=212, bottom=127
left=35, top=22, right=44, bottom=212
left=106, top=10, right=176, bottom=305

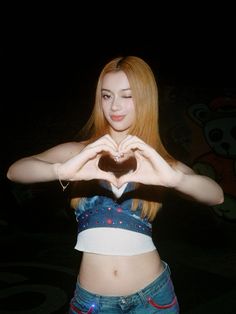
left=75, top=228, right=156, bottom=256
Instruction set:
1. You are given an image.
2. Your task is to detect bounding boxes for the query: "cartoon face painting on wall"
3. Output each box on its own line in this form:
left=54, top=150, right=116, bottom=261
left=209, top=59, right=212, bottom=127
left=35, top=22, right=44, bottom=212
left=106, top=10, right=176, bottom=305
left=187, top=96, right=236, bottom=221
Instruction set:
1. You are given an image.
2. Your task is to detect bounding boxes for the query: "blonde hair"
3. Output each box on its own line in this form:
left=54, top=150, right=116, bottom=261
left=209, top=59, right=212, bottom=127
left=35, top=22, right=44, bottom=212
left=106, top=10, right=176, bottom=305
left=71, top=56, right=176, bottom=220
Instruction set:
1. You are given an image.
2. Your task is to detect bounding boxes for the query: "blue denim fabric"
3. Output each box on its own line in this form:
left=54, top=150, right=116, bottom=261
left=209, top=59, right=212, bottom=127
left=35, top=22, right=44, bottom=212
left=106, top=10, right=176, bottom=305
left=74, top=182, right=152, bottom=236
left=69, top=261, right=179, bottom=313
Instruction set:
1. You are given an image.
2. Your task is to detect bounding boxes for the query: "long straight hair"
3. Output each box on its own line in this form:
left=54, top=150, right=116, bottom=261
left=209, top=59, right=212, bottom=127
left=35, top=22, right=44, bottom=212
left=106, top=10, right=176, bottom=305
left=71, top=56, right=176, bottom=220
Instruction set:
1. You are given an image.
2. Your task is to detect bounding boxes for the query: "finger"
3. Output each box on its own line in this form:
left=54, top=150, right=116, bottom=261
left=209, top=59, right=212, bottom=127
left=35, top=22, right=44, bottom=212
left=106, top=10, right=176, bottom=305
left=104, top=134, right=119, bottom=147
left=83, top=144, right=118, bottom=161
left=120, top=141, right=147, bottom=156
left=119, top=136, right=149, bottom=154
left=118, top=135, right=136, bottom=151
left=96, top=170, right=118, bottom=187
left=88, top=134, right=118, bottom=151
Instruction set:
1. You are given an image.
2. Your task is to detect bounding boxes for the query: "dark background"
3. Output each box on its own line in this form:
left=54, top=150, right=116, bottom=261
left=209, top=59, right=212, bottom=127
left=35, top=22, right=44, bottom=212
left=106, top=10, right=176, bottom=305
left=1, top=8, right=236, bottom=314
left=3, top=16, right=235, bottom=161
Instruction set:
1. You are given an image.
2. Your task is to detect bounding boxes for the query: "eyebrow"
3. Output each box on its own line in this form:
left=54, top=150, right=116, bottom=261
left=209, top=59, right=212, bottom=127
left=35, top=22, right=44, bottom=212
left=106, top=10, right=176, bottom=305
left=101, top=88, right=131, bottom=92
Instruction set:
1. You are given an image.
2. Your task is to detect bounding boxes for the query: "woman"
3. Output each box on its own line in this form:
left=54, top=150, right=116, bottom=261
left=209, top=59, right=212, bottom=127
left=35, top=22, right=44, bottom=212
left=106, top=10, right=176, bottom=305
left=7, top=56, right=224, bottom=313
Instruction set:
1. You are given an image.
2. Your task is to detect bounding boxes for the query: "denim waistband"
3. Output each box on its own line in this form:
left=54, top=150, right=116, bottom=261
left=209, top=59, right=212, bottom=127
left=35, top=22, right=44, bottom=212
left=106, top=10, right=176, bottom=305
left=73, top=261, right=171, bottom=308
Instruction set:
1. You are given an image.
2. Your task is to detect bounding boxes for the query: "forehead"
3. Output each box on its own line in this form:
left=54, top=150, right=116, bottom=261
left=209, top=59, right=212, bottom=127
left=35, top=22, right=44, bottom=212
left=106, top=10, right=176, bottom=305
left=101, top=71, right=130, bottom=91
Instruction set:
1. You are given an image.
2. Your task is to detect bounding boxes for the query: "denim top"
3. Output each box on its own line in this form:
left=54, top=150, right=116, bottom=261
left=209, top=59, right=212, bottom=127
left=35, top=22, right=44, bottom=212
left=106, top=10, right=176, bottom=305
left=74, top=181, right=152, bottom=236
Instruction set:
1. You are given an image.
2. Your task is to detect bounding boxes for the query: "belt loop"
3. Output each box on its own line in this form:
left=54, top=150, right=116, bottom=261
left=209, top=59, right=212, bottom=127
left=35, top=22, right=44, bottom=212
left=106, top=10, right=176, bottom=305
left=137, top=290, right=148, bottom=307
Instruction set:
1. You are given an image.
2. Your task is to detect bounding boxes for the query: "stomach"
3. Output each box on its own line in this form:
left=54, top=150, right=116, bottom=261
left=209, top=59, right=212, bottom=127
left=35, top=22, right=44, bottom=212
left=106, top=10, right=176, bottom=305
left=78, top=249, right=163, bottom=296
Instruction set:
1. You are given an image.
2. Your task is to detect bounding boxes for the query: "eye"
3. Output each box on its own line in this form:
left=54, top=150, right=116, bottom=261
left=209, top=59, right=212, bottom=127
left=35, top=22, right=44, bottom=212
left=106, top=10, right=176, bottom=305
left=102, top=93, right=112, bottom=100
left=123, top=95, right=132, bottom=99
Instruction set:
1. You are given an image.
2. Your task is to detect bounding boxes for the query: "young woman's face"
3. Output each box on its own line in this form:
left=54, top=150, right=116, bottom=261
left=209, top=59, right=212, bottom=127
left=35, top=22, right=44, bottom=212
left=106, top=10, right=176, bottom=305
left=101, top=71, right=135, bottom=141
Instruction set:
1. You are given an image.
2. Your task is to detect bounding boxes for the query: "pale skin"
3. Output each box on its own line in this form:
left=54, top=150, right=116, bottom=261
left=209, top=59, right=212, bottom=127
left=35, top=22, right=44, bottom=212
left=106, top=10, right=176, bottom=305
left=7, top=71, right=224, bottom=295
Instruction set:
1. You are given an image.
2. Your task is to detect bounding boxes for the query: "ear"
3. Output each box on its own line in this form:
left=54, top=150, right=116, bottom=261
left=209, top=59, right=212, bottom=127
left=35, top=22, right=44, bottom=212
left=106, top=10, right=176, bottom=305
left=187, top=103, right=211, bottom=126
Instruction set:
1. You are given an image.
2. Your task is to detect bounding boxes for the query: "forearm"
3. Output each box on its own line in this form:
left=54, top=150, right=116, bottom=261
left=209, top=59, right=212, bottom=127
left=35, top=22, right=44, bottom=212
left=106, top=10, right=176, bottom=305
left=6, top=157, right=57, bottom=184
left=173, top=172, right=224, bottom=206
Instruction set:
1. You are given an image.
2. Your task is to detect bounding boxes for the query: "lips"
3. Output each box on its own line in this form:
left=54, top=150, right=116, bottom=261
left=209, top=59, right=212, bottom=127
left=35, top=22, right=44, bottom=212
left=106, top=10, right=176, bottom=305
left=110, top=115, right=125, bottom=121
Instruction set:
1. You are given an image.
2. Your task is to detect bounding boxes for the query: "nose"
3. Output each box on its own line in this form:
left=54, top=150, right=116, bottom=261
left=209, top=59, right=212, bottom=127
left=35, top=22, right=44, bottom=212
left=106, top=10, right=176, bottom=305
left=111, top=97, right=122, bottom=111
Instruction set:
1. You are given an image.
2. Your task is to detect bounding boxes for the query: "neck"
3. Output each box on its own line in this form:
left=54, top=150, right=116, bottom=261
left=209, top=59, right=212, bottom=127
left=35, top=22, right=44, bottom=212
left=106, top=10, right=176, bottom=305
left=109, top=130, right=129, bottom=144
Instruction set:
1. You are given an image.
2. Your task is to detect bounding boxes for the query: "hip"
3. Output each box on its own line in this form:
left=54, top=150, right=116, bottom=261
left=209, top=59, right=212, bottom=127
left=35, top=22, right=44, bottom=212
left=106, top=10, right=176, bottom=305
left=70, top=261, right=179, bottom=313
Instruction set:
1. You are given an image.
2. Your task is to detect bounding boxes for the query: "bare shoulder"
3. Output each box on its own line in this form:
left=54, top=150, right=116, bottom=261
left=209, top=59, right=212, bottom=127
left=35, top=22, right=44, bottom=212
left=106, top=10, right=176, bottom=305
left=173, top=161, right=195, bottom=175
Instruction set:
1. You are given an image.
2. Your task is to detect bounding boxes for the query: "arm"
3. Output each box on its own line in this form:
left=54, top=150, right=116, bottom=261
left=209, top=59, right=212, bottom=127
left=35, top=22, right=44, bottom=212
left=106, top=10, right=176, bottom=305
left=169, top=161, right=224, bottom=206
left=6, top=142, right=84, bottom=183
left=6, top=135, right=119, bottom=186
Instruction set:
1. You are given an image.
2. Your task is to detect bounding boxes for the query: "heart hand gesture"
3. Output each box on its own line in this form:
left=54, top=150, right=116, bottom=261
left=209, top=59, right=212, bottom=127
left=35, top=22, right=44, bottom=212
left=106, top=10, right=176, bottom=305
left=57, top=135, right=182, bottom=189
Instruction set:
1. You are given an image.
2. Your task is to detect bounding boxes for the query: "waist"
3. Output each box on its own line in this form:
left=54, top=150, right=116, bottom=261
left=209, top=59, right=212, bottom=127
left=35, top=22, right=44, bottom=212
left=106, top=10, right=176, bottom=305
left=78, top=250, right=163, bottom=295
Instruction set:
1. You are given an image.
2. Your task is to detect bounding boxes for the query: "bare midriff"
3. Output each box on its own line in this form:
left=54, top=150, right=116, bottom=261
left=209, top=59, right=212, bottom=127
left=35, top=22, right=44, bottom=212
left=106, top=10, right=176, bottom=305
left=78, top=249, right=164, bottom=296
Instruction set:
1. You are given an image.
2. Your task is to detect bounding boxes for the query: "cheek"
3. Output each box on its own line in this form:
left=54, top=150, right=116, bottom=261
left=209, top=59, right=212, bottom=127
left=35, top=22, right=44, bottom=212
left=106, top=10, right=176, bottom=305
left=101, top=103, right=109, bottom=116
left=128, top=103, right=136, bottom=119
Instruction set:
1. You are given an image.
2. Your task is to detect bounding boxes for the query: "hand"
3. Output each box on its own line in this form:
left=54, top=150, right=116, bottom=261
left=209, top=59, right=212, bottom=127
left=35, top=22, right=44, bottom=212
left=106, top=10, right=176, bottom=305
left=57, top=135, right=182, bottom=188
left=57, top=135, right=120, bottom=186
left=116, top=135, right=182, bottom=187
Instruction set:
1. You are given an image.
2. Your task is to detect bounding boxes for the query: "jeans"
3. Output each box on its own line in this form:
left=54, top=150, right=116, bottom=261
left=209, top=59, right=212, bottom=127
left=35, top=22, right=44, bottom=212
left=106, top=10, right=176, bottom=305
left=69, top=261, right=179, bottom=313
